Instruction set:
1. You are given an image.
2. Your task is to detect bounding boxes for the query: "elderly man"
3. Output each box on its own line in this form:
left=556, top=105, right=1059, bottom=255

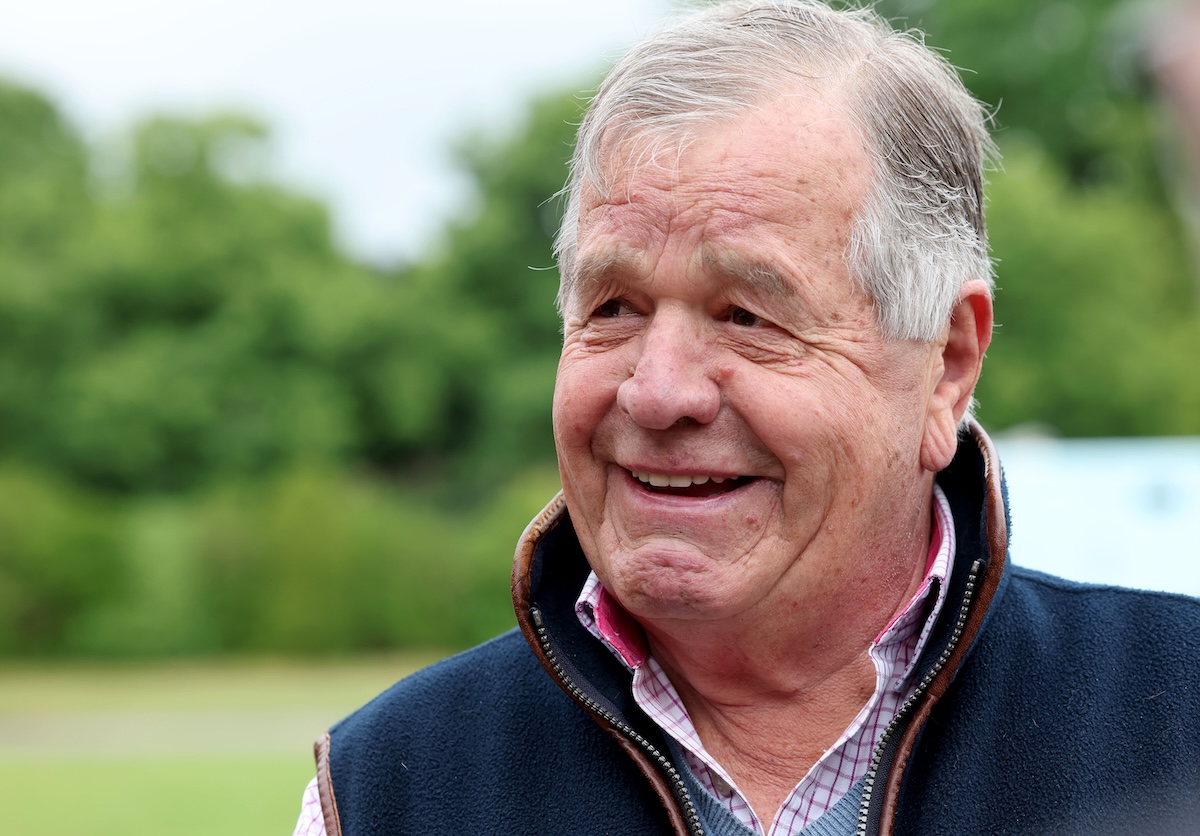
left=294, top=2, right=1200, bottom=834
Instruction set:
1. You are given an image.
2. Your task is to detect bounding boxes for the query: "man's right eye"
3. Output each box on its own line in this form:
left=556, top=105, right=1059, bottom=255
left=593, top=298, right=632, bottom=317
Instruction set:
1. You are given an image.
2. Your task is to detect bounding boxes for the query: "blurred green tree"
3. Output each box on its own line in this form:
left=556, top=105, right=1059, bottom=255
left=0, top=86, right=473, bottom=492
left=978, top=140, right=1200, bottom=434
left=397, top=89, right=585, bottom=491
left=874, top=0, right=1162, bottom=194
left=0, top=81, right=582, bottom=496
left=0, top=466, right=124, bottom=654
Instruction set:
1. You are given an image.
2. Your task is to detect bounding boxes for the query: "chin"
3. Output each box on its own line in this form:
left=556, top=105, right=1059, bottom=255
left=607, top=557, right=741, bottom=622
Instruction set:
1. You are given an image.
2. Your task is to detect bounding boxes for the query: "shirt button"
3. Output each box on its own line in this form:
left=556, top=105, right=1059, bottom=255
left=711, top=772, right=733, bottom=797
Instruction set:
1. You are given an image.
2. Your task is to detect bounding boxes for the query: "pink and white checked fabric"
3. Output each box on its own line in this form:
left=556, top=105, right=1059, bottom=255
left=292, top=487, right=954, bottom=836
left=293, top=779, right=324, bottom=836
left=575, top=485, right=955, bottom=836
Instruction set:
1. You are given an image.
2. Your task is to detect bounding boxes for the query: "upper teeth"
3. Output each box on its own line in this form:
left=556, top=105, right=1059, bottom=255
left=633, top=471, right=728, bottom=487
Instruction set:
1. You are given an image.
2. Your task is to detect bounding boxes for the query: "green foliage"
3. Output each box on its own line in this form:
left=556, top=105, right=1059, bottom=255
left=400, top=89, right=586, bottom=487
left=0, top=79, right=575, bottom=658
left=191, top=465, right=493, bottom=653
left=0, top=81, right=579, bottom=496
left=977, top=140, right=1200, bottom=435
left=90, top=121, right=407, bottom=487
left=875, top=0, right=1162, bottom=195
left=0, top=467, right=125, bottom=654
left=0, top=92, right=459, bottom=492
left=0, top=80, right=90, bottom=257
left=4, top=464, right=559, bottom=658
left=188, top=463, right=553, bottom=652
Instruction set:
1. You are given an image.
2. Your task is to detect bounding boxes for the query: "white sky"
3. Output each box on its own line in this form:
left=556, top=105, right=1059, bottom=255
left=0, top=0, right=673, bottom=265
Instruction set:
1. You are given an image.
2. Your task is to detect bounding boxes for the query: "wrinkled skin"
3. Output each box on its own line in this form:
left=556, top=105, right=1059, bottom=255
left=553, top=88, right=991, bottom=661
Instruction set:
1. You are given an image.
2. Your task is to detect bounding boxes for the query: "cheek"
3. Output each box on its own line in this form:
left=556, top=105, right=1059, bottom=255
left=554, top=345, right=631, bottom=429
left=552, top=361, right=614, bottom=470
left=553, top=374, right=592, bottom=440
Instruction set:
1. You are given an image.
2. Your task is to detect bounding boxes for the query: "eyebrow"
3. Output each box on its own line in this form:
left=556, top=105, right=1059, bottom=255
left=569, top=247, right=798, bottom=305
left=572, top=251, right=642, bottom=306
left=699, top=250, right=796, bottom=301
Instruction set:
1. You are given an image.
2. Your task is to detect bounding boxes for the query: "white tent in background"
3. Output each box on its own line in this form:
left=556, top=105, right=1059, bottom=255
left=996, top=433, right=1200, bottom=597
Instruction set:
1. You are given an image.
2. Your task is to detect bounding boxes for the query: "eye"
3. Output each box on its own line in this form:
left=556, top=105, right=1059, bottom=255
left=723, top=306, right=767, bottom=328
left=593, top=298, right=634, bottom=318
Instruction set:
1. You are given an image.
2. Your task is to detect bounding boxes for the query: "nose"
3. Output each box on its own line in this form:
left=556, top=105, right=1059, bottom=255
left=616, top=311, right=720, bottom=430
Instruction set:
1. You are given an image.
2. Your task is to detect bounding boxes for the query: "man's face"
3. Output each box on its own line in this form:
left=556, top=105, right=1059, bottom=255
left=553, top=90, right=947, bottom=631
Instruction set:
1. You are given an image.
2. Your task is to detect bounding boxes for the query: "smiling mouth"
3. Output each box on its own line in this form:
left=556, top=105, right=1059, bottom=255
left=629, top=470, right=754, bottom=498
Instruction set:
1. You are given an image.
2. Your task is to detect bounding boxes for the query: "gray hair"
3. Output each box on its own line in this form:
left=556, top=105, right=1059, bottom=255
left=554, top=0, right=995, bottom=342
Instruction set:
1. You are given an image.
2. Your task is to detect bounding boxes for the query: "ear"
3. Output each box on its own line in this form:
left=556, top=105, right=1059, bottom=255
left=920, top=280, right=993, bottom=473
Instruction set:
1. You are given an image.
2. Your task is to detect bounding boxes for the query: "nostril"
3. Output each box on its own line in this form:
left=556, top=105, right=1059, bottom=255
left=616, top=337, right=721, bottom=429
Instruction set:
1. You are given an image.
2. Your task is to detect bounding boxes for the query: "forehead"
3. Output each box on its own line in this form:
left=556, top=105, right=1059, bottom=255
left=575, top=90, right=872, bottom=294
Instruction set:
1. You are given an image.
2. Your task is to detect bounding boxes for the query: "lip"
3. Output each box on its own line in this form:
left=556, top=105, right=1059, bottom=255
left=617, top=460, right=747, bottom=482
left=628, top=470, right=741, bottom=487
left=613, top=466, right=762, bottom=505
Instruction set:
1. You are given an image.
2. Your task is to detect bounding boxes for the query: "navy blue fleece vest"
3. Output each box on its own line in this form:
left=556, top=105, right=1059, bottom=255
left=323, top=432, right=1200, bottom=836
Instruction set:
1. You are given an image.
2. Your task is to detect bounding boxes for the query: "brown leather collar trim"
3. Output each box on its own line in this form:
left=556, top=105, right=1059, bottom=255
left=315, top=732, right=344, bottom=836
left=877, top=420, right=1009, bottom=835
left=511, top=491, right=567, bottom=643
left=510, top=494, right=690, bottom=836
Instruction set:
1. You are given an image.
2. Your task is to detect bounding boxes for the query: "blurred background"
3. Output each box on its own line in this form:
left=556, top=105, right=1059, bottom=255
left=1, top=0, right=1198, bottom=832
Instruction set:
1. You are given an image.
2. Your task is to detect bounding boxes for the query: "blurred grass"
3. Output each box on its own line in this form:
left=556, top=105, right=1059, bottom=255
left=0, top=652, right=445, bottom=711
left=0, top=653, right=444, bottom=834
left=1, top=756, right=315, bottom=835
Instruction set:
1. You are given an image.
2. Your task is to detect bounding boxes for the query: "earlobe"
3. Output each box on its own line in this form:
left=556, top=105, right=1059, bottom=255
left=920, top=281, right=994, bottom=473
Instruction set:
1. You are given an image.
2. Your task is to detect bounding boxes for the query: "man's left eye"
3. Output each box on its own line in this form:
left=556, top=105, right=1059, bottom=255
left=593, top=298, right=633, bottom=318
left=725, top=306, right=766, bottom=327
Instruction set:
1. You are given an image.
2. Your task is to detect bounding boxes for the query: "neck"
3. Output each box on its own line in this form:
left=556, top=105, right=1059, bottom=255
left=633, top=495, right=935, bottom=824
left=641, top=504, right=932, bottom=705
